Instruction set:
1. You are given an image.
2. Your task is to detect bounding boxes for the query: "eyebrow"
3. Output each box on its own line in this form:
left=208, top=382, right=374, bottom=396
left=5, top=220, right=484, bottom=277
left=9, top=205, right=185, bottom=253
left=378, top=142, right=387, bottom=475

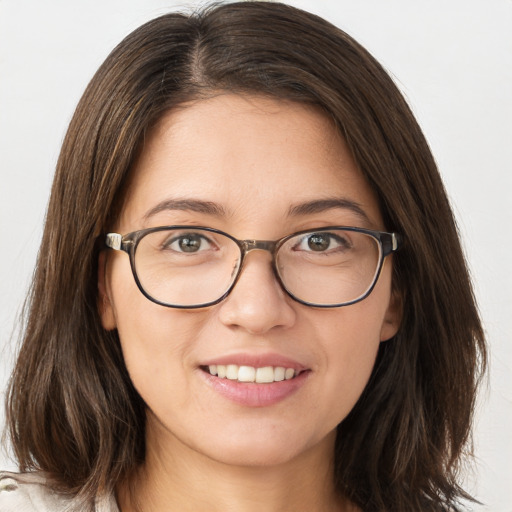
left=143, top=198, right=227, bottom=221
left=287, top=198, right=371, bottom=224
left=143, top=196, right=371, bottom=225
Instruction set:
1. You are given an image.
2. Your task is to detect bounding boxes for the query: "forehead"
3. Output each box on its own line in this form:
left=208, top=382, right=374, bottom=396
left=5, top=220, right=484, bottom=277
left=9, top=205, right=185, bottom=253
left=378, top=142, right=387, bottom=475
left=119, top=94, right=382, bottom=233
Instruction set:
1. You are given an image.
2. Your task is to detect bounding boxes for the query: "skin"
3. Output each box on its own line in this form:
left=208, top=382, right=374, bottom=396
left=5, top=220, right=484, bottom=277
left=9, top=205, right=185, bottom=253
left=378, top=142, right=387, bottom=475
left=99, top=94, right=401, bottom=512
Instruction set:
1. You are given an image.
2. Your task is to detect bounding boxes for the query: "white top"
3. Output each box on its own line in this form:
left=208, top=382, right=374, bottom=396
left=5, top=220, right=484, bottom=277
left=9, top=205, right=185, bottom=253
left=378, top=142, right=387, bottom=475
left=0, top=471, right=119, bottom=512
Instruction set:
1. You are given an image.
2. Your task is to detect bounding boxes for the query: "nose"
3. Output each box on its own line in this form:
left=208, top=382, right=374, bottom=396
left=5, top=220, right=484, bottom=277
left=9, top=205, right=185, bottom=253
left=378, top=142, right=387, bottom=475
left=217, top=250, right=296, bottom=335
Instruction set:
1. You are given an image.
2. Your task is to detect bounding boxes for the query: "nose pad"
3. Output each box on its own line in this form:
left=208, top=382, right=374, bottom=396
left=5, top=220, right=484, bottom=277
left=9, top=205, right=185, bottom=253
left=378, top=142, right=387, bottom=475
left=218, top=251, right=296, bottom=334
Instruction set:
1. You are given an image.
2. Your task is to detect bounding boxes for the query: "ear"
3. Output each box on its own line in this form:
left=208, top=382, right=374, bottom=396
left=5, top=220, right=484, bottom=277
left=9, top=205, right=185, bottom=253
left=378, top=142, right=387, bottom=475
left=98, top=251, right=117, bottom=330
left=380, top=288, right=402, bottom=342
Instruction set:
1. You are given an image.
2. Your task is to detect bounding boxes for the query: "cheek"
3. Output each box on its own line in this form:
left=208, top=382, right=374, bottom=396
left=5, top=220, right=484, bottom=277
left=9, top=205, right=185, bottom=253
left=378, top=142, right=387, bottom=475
left=106, top=259, right=207, bottom=402
left=309, top=322, right=379, bottom=433
left=310, top=279, right=392, bottom=421
left=322, top=314, right=381, bottom=407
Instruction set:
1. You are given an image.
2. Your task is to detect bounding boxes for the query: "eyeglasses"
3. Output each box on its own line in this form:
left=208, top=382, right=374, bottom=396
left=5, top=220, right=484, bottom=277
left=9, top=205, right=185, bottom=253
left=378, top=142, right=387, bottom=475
left=105, top=226, right=401, bottom=309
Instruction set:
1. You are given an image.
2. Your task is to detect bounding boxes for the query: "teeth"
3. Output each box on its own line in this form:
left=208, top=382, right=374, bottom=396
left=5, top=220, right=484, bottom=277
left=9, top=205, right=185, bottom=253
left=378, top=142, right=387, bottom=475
left=207, top=364, right=297, bottom=383
left=226, top=364, right=238, bottom=380
left=238, top=366, right=256, bottom=382
left=274, top=367, right=285, bottom=381
left=256, top=366, right=274, bottom=383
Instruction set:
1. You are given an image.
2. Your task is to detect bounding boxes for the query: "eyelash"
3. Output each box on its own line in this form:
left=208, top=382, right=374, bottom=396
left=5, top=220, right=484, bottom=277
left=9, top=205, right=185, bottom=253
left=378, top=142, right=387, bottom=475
left=163, top=233, right=216, bottom=252
left=293, top=232, right=351, bottom=253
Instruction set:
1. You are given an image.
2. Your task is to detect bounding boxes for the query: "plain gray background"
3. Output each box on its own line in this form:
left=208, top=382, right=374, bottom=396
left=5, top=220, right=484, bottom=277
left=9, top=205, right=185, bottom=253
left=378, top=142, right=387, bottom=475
left=1, top=1, right=510, bottom=510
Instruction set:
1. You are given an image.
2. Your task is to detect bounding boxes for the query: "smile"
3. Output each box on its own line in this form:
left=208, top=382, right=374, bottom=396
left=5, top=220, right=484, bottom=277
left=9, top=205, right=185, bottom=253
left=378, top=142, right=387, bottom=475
left=204, top=364, right=298, bottom=383
left=200, top=364, right=309, bottom=407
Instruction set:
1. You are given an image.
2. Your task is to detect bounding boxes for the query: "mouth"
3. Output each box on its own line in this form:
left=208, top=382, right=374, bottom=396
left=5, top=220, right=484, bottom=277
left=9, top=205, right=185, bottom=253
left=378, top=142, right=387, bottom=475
left=198, top=357, right=310, bottom=406
left=200, top=364, right=303, bottom=384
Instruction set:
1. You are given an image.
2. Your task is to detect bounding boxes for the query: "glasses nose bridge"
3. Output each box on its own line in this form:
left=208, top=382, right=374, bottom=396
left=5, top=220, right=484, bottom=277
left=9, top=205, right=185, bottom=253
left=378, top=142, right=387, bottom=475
left=239, top=239, right=279, bottom=257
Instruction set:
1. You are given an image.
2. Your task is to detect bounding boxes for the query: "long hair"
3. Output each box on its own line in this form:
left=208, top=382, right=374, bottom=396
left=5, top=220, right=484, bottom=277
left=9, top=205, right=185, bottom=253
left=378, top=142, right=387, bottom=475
left=6, top=2, right=486, bottom=510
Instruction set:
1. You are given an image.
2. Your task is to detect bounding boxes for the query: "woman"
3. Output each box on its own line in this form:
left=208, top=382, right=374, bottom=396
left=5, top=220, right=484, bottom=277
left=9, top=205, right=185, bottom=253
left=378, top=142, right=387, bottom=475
left=0, top=2, right=486, bottom=511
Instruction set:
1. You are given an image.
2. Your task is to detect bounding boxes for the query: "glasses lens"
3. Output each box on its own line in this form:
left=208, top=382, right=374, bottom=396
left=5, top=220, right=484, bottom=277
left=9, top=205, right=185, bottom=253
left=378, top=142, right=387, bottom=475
left=276, top=229, right=382, bottom=306
left=134, top=228, right=241, bottom=307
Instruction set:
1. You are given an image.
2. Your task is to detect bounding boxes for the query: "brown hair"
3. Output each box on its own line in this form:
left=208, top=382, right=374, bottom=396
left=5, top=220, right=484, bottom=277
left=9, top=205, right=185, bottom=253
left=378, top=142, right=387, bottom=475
left=6, top=2, right=486, bottom=510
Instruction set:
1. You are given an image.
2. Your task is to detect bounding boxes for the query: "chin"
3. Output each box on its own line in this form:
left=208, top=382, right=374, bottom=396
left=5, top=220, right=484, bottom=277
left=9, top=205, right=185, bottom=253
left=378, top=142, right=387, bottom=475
left=197, top=424, right=336, bottom=469
left=205, top=442, right=308, bottom=468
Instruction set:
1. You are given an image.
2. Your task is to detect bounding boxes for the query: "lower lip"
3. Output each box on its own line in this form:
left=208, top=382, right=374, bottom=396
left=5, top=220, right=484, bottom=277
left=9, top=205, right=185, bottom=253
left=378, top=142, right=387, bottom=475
left=200, top=370, right=310, bottom=407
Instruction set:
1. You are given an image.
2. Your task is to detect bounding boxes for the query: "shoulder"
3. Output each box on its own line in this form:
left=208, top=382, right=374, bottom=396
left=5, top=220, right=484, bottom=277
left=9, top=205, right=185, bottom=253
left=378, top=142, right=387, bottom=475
left=0, top=471, right=73, bottom=511
left=0, top=471, right=119, bottom=512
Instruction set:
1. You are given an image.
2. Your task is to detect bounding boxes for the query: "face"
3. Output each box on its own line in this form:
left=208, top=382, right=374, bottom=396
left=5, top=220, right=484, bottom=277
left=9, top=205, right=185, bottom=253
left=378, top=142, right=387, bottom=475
left=99, top=94, right=400, bottom=469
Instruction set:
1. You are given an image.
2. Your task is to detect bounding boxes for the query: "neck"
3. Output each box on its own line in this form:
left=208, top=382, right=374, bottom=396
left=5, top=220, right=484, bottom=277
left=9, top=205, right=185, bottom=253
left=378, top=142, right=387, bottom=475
left=117, top=419, right=354, bottom=512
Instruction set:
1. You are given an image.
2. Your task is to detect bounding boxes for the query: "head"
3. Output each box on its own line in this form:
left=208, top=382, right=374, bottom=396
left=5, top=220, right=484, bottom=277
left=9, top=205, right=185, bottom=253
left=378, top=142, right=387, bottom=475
left=7, top=2, right=485, bottom=510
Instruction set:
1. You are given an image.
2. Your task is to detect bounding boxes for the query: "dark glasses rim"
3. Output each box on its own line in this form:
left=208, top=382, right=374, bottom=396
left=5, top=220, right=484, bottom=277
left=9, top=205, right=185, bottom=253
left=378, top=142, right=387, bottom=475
left=104, top=225, right=402, bottom=309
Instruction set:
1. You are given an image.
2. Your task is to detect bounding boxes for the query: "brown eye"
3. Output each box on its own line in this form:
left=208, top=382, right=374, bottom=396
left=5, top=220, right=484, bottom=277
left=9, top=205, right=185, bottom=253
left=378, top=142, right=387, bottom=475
left=295, top=232, right=350, bottom=253
left=164, top=233, right=212, bottom=253
left=307, top=233, right=330, bottom=251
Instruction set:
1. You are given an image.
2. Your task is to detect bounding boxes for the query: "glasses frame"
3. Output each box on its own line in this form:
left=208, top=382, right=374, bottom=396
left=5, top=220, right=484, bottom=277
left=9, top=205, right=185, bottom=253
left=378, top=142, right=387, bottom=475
left=105, top=225, right=402, bottom=309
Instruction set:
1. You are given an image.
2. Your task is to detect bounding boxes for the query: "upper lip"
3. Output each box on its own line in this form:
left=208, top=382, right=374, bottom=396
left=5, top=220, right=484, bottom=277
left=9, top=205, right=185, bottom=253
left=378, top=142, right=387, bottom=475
left=199, top=352, right=308, bottom=372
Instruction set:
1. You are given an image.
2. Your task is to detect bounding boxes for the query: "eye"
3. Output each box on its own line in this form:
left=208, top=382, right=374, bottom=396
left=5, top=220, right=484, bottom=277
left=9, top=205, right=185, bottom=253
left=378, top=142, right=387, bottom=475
left=295, top=232, right=351, bottom=253
left=164, top=232, right=214, bottom=253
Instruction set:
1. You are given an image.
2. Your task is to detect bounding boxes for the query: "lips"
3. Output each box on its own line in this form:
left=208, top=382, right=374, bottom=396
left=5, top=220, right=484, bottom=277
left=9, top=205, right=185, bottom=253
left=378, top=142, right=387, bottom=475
left=199, top=353, right=310, bottom=407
